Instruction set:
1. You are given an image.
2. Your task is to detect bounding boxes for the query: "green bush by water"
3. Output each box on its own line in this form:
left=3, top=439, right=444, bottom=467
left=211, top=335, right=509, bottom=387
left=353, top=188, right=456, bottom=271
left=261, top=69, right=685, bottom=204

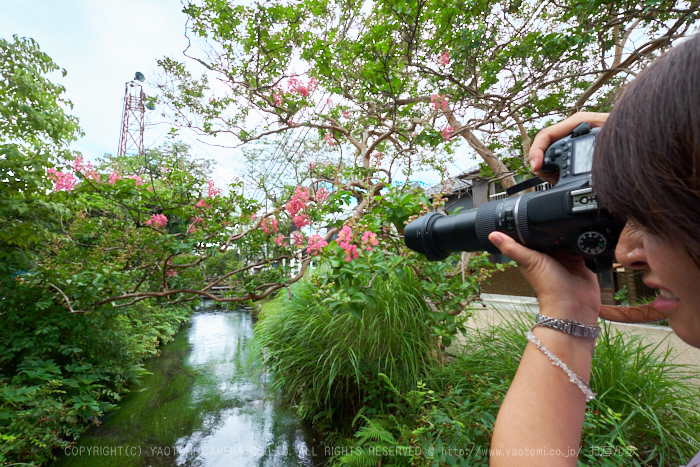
left=0, top=283, right=192, bottom=466
left=253, top=270, right=441, bottom=430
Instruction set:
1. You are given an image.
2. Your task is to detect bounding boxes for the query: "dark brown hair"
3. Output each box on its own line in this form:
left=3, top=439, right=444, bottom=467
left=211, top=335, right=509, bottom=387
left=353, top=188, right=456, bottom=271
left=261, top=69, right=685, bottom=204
left=592, top=34, right=700, bottom=266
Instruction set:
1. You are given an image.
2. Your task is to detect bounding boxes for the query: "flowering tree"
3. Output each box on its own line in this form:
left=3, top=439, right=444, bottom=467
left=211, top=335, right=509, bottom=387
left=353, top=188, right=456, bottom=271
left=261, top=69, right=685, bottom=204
left=159, top=0, right=699, bottom=188
left=148, top=0, right=698, bottom=344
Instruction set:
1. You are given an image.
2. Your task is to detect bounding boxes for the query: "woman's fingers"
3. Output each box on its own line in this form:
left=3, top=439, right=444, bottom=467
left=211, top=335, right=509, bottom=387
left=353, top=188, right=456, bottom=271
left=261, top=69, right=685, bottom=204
left=529, top=112, right=609, bottom=175
left=489, top=231, right=601, bottom=321
left=489, top=232, right=551, bottom=288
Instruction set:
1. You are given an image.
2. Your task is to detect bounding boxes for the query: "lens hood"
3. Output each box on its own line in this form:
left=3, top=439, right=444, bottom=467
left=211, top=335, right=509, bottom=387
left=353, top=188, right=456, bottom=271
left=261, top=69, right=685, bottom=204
left=403, top=212, right=451, bottom=261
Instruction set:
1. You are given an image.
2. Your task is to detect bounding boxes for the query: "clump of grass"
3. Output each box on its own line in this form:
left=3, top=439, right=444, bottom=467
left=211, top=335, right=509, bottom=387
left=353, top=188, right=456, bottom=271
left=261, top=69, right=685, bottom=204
left=252, top=269, right=440, bottom=429
left=442, top=310, right=700, bottom=466
left=589, top=325, right=700, bottom=466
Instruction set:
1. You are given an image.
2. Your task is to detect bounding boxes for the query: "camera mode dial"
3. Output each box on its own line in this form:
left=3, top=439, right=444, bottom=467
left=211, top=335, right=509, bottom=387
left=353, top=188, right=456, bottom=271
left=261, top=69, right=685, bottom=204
left=577, top=231, right=607, bottom=255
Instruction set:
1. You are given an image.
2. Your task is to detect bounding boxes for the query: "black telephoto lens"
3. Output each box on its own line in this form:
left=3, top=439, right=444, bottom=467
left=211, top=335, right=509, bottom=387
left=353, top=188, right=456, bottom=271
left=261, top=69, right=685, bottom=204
left=404, top=207, right=500, bottom=260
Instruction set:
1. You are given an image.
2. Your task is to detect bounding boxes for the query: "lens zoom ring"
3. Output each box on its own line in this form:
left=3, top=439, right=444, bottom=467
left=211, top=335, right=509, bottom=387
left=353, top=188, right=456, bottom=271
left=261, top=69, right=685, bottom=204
left=516, top=197, right=531, bottom=245
left=475, top=202, right=499, bottom=244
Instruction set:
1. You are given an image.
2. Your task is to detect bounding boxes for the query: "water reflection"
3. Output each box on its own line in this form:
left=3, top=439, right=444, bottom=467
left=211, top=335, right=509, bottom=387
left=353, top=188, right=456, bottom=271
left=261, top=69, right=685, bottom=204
left=50, top=308, right=321, bottom=467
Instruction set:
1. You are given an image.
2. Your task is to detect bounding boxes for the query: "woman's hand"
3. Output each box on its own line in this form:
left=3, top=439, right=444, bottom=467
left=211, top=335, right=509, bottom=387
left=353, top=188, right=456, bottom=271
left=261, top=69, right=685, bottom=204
left=488, top=232, right=601, bottom=325
left=530, top=112, right=609, bottom=184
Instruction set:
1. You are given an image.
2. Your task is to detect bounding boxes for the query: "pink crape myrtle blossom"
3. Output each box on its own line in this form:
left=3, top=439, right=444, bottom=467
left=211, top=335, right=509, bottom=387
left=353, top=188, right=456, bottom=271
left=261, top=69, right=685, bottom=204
left=288, top=77, right=317, bottom=97
left=274, top=235, right=286, bottom=246
left=361, top=231, right=379, bottom=252
left=285, top=186, right=310, bottom=217
left=439, top=50, right=450, bottom=67
left=108, top=171, right=122, bottom=184
left=307, top=234, right=328, bottom=256
left=167, top=269, right=177, bottom=277
left=145, top=213, right=168, bottom=229
left=72, top=156, right=99, bottom=182
left=261, top=217, right=279, bottom=235
left=315, top=187, right=329, bottom=204
left=344, top=244, right=359, bottom=262
left=196, top=199, right=210, bottom=209
left=273, top=90, right=283, bottom=106
left=431, top=94, right=448, bottom=111
left=336, top=225, right=353, bottom=248
left=342, top=110, right=350, bottom=118
left=126, top=174, right=143, bottom=186
left=293, top=213, right=311, bottom=228
left=46, top=168, right=77, bottom=192
left=441, top=126, right=453, bottom=141
left=285, top=186, right=313, bottom=227
left=335, top=226, right=364, bottom=261
left=292, top=231, right=305, bottom=246
left=373, top=152, right=384, bottom=166
left=324, top=132, right=335, bottom=147
left=295, top=186, right=310, bottom=203
left=207, top=180, right=222, bottom=198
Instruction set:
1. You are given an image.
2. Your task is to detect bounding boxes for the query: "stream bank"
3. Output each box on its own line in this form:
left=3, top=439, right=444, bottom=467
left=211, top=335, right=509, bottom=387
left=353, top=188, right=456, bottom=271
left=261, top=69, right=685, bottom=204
left=50, top=307, right=323, bottom=467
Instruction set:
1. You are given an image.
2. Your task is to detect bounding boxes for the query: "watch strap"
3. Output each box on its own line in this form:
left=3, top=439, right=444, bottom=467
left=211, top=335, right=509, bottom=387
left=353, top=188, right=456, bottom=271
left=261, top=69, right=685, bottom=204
left=535, top=314, right=600, bottom=340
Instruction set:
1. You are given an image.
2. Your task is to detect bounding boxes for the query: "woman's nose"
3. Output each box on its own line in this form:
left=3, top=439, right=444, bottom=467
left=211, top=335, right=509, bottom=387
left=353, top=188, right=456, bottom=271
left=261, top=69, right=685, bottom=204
left=615, top=221, right=647, bottom=269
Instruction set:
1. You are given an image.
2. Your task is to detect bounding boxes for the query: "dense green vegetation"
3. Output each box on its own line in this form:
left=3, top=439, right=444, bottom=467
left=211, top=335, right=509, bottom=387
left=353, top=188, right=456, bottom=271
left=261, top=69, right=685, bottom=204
left=0, top=36, right=196, bottom=465
left=0, top=293, right=191, bottom=465
left=254, top=271, right=441, bottom=431
left=255, top=289, right=700, bottom=467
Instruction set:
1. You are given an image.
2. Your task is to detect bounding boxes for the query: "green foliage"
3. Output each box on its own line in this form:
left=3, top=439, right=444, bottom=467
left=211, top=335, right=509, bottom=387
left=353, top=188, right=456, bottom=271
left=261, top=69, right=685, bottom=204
left=253, top=272, right=440, bottom=431
left=160, top=0, right=698, bottom=187
left=203, top=249, right=243, bottom=278
left=0, top=38, right=201, bottom=465
left=325, top=313, right=700, bottom=466
left=0, top=283, right=191, bottom=465
left=586, top=325, right=700, bottom=466
left=614, top=285, right=629, bottom=304
left=0, top=35, right=81, bottom=254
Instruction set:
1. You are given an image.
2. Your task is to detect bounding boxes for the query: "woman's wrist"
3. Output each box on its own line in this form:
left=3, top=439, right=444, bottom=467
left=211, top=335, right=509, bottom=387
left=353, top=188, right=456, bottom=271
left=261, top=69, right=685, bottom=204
left=530, top=326, right=595, bottom=374
left=537, top=299, right=600, bottom=326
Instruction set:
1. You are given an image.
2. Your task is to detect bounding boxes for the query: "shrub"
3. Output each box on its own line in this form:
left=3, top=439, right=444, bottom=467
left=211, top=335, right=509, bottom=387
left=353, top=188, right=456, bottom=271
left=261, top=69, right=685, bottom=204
left=253, top=269, right=441, bottom=430
left=0, top=283, right=192, bottom=466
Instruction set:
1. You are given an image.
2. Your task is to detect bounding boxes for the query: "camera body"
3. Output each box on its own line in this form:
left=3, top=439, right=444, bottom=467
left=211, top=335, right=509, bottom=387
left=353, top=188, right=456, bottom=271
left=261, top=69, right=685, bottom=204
left=404, top=123, right=624, bottom=273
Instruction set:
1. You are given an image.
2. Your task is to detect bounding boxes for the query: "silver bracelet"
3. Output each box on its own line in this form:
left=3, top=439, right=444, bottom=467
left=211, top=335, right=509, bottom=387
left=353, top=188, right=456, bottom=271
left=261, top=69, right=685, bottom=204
left=526, top=330, right=597, bottom=402
left=535, top=314, right=600, bottom=340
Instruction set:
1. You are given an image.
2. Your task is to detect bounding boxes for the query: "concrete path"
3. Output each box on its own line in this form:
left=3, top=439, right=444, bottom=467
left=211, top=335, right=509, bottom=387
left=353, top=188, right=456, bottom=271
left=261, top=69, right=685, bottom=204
left=469, top=294, right=700, bottom=376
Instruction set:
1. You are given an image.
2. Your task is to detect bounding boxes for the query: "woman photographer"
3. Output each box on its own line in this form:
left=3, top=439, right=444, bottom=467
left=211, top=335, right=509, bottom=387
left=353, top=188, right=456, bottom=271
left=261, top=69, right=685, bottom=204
left=488, top=34, right=700, bottom=466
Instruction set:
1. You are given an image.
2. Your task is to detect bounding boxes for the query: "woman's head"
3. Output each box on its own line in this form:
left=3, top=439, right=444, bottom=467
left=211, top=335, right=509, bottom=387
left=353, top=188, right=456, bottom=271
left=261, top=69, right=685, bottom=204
left=593, top=33, right=700, bottom=266
left=593, top=34, right=700, bottom=347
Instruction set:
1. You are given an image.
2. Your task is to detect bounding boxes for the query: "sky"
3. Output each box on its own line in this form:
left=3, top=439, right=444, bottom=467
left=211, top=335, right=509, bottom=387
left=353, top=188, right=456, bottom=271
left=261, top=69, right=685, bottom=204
left=1, top=0, right=474, bottom=190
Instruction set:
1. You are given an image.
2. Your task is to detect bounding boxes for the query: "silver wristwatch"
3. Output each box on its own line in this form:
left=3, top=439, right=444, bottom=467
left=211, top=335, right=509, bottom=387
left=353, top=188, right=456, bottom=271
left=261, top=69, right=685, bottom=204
left=534, top=314, right=600, bottom=340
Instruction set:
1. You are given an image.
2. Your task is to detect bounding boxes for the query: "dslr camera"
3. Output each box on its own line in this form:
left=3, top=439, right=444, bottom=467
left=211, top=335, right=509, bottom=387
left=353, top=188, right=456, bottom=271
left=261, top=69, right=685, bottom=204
left=404, top=123, right=624, bottom=273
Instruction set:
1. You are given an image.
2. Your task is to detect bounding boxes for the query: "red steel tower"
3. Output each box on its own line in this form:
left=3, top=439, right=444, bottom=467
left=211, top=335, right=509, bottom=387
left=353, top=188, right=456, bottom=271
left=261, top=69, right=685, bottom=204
left=117, top=72, right=147, bottom=156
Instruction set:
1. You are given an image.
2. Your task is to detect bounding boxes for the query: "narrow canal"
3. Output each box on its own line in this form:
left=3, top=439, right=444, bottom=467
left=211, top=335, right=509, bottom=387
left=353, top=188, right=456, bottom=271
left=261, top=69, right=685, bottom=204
left=51, top=307, right=323, bottom=467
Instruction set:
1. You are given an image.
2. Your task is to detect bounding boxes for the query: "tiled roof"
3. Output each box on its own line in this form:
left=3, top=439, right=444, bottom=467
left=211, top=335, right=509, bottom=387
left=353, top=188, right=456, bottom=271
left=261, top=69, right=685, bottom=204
left=425, top=168, right=482, bottom=197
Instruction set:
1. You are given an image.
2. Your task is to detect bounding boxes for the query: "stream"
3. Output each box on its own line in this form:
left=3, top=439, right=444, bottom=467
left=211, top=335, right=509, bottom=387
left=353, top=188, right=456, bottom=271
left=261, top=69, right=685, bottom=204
left=50, top=306, right=324, bottom=467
